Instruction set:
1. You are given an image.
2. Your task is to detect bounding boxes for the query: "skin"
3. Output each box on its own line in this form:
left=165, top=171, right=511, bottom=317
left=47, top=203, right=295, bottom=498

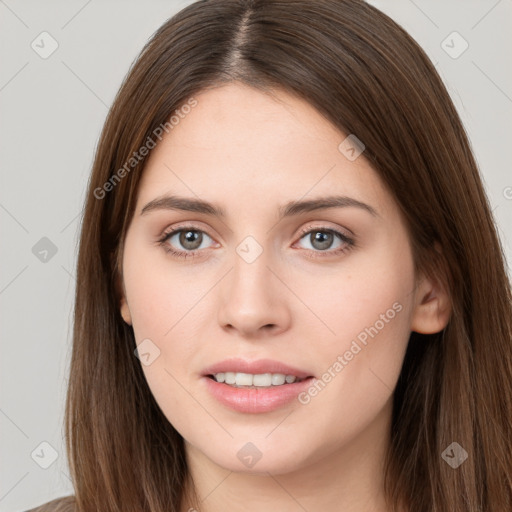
left=118, top=82, right=451, bottom=512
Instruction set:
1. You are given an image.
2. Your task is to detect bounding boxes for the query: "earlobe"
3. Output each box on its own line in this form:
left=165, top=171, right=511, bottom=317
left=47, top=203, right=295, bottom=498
left=410, top=274, right=451, bottom=334
left=116, top=274, right=132, bottom=326
left=120, top=296, right=133, bottom=326
left=113, top=257, right=132, bottom=326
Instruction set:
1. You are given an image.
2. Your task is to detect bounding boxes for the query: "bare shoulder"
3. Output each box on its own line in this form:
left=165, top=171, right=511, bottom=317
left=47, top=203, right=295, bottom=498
left=25, top=495, right=75, bottom=512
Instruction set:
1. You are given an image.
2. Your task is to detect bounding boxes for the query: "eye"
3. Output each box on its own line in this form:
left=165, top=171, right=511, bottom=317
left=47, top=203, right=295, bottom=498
left=295, top=227, right=355, bottom=258
left=158, top=226, right=216, bottom=259
left=158, top=224, right=355, bottom=260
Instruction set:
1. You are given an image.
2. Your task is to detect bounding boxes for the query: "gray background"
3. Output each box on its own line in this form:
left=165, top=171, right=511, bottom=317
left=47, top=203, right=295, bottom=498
left=1, top=1, right=510, bottom=511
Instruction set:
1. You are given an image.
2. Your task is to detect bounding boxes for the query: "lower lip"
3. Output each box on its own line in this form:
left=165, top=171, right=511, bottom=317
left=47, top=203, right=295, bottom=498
left=202, top=376, right=314, bottom=413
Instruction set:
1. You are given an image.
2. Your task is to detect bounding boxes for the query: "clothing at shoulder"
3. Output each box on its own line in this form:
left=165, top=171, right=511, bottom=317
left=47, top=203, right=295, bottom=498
left=24, top=495, right=75, bottom=512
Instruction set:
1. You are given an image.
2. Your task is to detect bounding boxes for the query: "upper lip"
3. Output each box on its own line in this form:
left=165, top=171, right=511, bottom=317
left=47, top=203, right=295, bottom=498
left=202, top=358, right=313, bottom=379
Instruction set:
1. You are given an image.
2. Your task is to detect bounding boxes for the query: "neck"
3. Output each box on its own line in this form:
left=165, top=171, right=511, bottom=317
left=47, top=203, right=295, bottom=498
left=181, top=397, right=394, bottom=512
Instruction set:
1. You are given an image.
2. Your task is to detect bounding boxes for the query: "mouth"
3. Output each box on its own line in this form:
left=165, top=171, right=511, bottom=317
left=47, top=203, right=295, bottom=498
left=207, top=372, right=309, bottom=388
left=201, top=358, right=315, bottom=413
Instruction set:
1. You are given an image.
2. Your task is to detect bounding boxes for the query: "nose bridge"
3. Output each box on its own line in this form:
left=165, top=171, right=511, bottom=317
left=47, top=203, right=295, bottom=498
left=230, top=237, right=275, bottom=305
left=216, top=234, right=291, bottom=335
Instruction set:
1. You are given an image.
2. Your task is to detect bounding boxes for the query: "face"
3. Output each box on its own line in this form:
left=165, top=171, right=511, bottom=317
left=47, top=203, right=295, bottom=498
left=118, top=82, right=448, bottom=475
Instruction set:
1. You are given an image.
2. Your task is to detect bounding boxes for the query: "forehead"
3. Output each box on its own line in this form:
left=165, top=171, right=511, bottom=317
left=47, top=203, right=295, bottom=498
left=135, top=82, right=391, bottom=218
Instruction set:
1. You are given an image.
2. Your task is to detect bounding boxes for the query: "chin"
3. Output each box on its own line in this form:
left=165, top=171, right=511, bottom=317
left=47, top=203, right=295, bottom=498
left=189, top=433, right=318, bottom=476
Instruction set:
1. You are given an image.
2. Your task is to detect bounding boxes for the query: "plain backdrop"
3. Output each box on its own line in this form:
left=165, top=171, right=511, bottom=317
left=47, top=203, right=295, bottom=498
left=1, top=1, right=511, bottom=511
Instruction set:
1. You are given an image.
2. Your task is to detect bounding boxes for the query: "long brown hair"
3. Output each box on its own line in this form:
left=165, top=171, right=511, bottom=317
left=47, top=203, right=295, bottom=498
left=41, top=0, right=512, bottom=511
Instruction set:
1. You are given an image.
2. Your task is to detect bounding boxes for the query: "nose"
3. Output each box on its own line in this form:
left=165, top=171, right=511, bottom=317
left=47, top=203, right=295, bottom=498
left=216, top=248, right=292, bottom=339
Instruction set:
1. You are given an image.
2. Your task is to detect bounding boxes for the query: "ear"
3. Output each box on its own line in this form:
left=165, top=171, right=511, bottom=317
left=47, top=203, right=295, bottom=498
left=112, top=249, right=132, bottom=326
left=120, top=292, right=132, bottom=326
left=115, top=271, right=132, bottom=326
left=410, top=268, right=451, bottom=335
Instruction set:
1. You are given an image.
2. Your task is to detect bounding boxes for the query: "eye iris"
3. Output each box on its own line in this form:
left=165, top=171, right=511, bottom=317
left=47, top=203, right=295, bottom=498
left=311, top=231, right=333, bottom=250
left=179, top=230, right=202, bottom=250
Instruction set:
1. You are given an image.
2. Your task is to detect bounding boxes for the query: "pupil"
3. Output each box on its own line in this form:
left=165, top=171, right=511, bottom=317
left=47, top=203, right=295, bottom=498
left=312, top=231, right=332, bottom=250
left=180, top=230, right=202, bottom=250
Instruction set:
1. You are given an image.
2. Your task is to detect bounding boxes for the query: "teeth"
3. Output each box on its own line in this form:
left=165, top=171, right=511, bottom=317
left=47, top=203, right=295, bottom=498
left=212, top=372, right=301, bottom=387
left=271, top=373, right=286, bottom=385
left=224, top=372, right=236, bottom=384
left=236, top=372, right=254, bottom=386
left=252, top=373, right=272, bottom=386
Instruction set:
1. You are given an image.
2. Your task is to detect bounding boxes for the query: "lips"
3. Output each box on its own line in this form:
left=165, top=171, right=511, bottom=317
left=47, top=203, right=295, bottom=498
left=201, top=358, right=315, bottom=413
left=202, top=358, right=313, bottom=380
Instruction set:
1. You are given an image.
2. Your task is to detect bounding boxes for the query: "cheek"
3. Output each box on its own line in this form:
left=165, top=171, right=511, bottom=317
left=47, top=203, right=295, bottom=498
left=305, top=243, right=415, bottom=352
left=300, top=300, right=410, bottom=457
left=297, top=241, right=415, bottom=408
left=122, top=244, right=208, bottom=395
left=122, top=241, right=201, bottom=340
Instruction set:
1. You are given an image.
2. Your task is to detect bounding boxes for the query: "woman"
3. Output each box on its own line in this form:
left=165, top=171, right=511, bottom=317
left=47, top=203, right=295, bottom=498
left=28, top=0, right=512, bottom=511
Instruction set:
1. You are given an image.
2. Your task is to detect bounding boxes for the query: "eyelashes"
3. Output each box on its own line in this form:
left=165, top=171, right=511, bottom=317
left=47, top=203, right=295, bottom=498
left=157, top=224, right=356, bottom=260
left=158, top=228, right=216, bottom=259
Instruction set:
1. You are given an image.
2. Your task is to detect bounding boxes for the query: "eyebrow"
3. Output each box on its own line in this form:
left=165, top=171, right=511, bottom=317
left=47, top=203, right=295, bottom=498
left=140, top=194, right=378, bottom=219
